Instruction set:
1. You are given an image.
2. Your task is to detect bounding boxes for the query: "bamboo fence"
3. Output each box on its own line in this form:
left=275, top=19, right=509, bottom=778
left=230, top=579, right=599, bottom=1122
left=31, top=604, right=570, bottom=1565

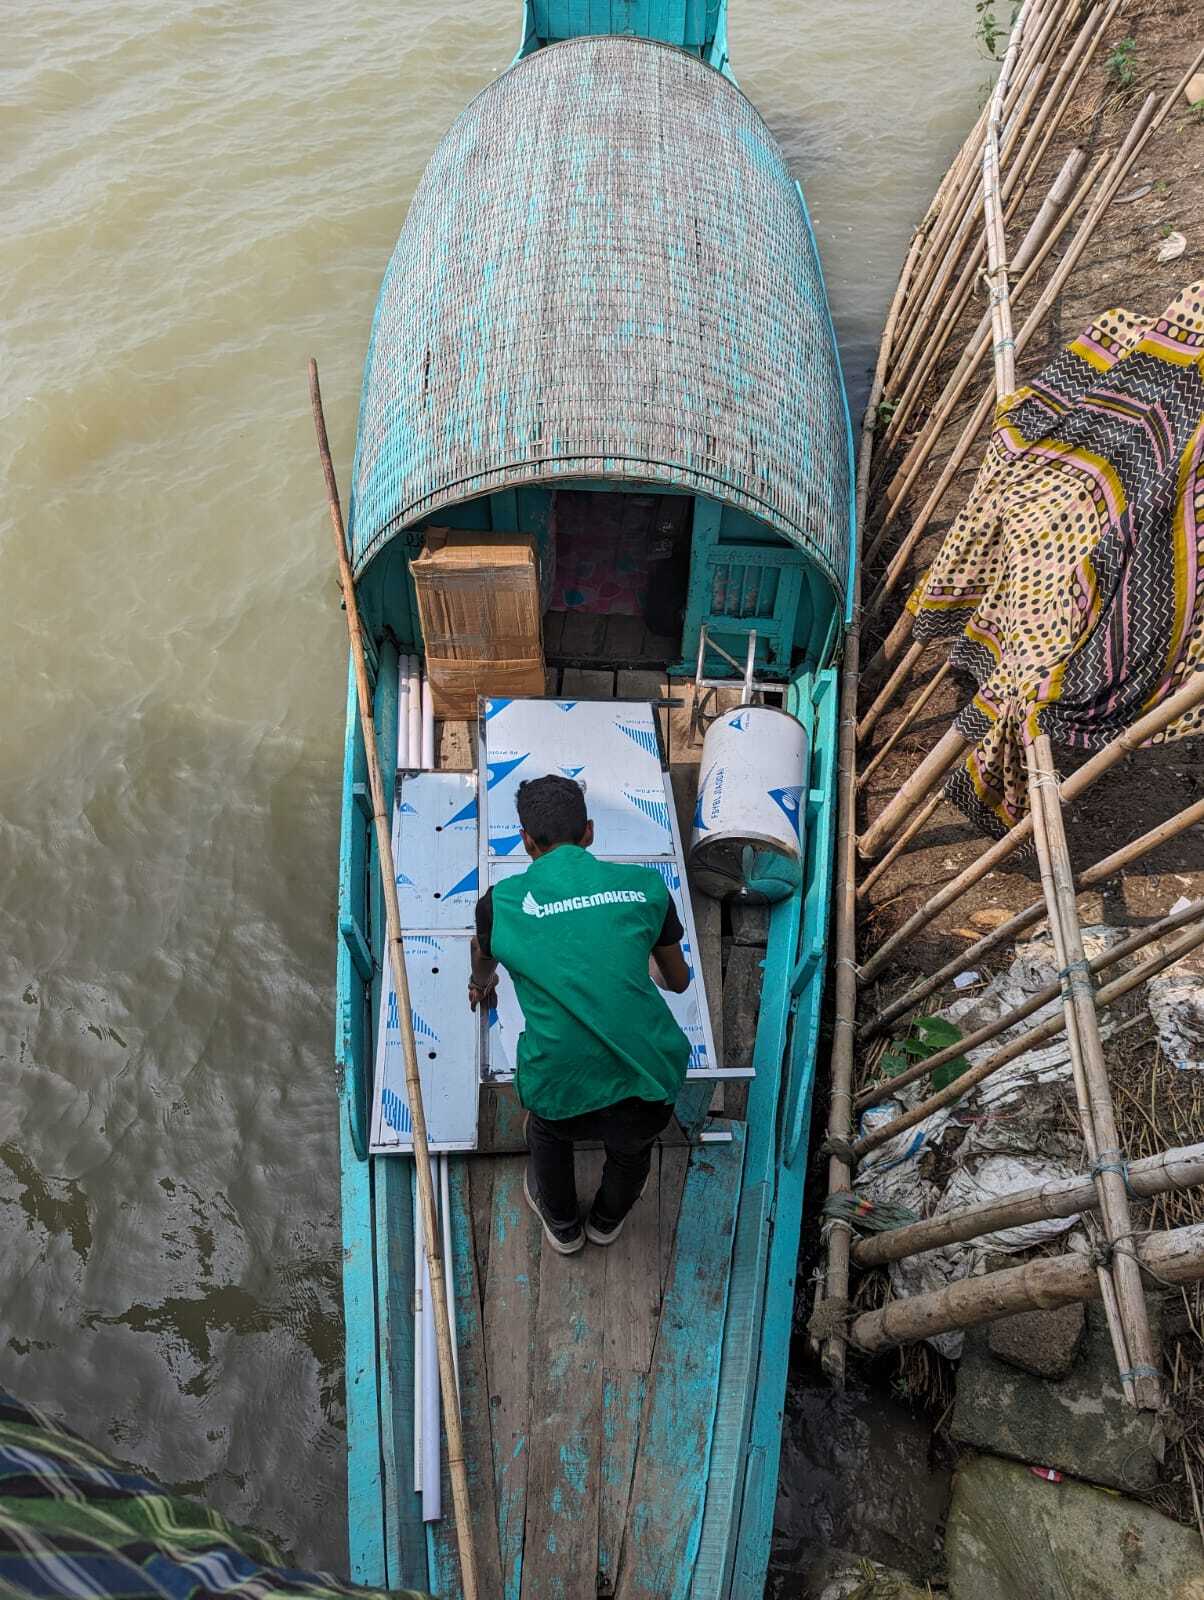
left=813, top=0, right=1204, bottom=1423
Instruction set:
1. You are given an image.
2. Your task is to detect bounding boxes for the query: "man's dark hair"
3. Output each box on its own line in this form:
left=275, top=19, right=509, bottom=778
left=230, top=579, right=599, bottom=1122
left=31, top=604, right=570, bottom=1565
left=516, top=774, right=588, bottom=846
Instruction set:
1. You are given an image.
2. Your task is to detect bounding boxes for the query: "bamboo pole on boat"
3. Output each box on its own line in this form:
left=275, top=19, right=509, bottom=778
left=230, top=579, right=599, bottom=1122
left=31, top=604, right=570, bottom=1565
left=862, top=91, right=1159, bottom=623
left=853, top=1143, right=1204, bottom=1269
left=1026, top=733, right=1162, bottom=1408
left=815, top=222, right=926, bottom=1389
left=858, top=667, right=1204, bottom=983
left=860, top=794, right=1204, bottom=1039
left=848, top=1222, right=1204, bottom=1354
left=852, top=912, right=1204, bottom=1161
left=855, top=896, right=1204, bottom=1111
left=308, top=360, right=482, bottom=1600
left=856, top=658, right=955, bottom=795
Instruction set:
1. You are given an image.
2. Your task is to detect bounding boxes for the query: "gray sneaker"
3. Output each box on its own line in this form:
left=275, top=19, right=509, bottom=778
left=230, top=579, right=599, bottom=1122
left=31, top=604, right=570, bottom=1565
left=523, top=1168, right=585, bottom=1255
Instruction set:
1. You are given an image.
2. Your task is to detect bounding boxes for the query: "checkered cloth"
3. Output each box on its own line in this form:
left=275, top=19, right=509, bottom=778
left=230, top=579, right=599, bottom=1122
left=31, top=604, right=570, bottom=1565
left=907, top=281, right=1204, bottom=837
left=0, top=1391, right=430, bottom=1599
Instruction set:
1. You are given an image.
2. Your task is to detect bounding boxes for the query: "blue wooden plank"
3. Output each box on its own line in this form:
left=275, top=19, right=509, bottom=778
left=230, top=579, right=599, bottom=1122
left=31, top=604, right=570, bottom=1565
left=426, top=1162, right=505, bottom=1598
left=338, top=1113, right=386, bottom=1585
left=373, top=1157, right=428, bottom=1593
left=520, top=1213, right=606, bottom=1597
left=615, top=1123, right=746, bottom=1600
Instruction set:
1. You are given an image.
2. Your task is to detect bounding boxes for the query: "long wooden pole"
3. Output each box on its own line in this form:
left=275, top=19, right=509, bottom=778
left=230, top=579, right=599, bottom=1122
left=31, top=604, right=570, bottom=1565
left=852, top=1143, right=1204, bottom=1269
left=858, top=794, right=1204, bottom=1040
left=308, top=360, right=482, bottom=1600
left=1027, top=733, right=1162, bottom=1408
left=848, top=1222, right=1204, bottom=1354
left=815, top=223, right=926, bottom=1387
left=857, top=665, right=1204, bottom=983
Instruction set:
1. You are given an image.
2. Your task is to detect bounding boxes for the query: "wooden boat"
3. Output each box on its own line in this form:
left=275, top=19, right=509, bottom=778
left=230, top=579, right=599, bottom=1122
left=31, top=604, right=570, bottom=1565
left=333, top=5, right=853, bottom=1594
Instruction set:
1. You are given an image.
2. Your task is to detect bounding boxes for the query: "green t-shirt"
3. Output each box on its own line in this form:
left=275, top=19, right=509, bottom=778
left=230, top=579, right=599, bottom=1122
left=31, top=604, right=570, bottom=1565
left=482, top=846, right=691, bottom=1120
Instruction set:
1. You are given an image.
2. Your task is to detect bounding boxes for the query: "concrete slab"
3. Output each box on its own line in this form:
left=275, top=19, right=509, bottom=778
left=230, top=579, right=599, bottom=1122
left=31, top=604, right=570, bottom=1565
left=947, top=1453, right=1204, bottom=1600
left=951, top=1303, right=1162, bottom=1491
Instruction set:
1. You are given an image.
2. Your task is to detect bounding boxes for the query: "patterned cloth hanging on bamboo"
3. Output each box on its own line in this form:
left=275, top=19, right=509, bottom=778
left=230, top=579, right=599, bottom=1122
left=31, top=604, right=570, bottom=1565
left=905, top=279, right=1204, bottom=838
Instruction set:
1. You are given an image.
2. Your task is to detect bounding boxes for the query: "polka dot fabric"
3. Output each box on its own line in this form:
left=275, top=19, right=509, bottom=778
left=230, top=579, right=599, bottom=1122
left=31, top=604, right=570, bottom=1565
left=904, top=281, right=1204, bottom=837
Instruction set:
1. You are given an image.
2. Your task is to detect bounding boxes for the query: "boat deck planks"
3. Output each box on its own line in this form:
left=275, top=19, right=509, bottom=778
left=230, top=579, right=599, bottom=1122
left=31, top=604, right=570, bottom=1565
left=427, top=1163, right=505, bottom=1598
left=483, top=1157, right=543, bottom=1600
left=520, top=1154, right=606, bottom=1598
left=614, top=1123, right=746, bottom=1600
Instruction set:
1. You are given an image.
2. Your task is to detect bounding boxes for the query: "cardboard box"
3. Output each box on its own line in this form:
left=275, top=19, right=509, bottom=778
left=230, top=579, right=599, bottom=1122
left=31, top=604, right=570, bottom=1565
left=411, top=530, right=546, bottom=718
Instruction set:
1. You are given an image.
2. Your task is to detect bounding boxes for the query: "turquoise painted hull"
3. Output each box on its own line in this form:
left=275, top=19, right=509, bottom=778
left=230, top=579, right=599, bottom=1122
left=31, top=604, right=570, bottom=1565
left=330, top=3, right=853, bottom=1592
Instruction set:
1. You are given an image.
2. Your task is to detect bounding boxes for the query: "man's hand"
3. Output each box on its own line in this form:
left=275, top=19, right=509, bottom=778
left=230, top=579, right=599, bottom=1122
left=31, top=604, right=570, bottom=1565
left=468, top=979, right=498, bottom=1012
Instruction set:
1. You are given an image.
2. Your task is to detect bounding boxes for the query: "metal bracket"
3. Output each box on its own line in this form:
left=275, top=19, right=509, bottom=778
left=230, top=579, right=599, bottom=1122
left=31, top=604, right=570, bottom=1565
left=688, top=624, right=789, bottom=744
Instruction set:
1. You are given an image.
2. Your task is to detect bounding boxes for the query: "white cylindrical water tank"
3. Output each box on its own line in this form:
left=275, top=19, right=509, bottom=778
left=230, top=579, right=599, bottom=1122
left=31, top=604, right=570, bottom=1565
left=689, top=705, right=809, bottom=903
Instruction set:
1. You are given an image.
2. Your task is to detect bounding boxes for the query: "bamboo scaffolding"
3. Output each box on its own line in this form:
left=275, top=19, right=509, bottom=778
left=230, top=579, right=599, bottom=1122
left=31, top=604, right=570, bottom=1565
left=856, top=897, right=1204, bottom=1112
left=859, top=794, right=1204, bottom=1040
left=883, top=0, right=1054, bottom=402
left=852, top=913, right=1204, bottom=1162
left=858, top=667, right=1204, bottom=982
left=852, top=1143, right=1204, bottom=1270
left=1027, top=733, right=1163, bottom=1407
left=863, top=91, right=1159, bottom=624
left=308, top=361, right=481, bottom=1600
left=856, top=657, right=955, bottom=795
left=1003, top=0, right=1126, bottom=225
left=878, top=0, right=1114, bottom=461
left=848, top=1222, right=1204, bottom=1354
left=814, top=220, right=927, bottom=1391
left=855, top=789, right=944, bottom=905
left=858, top=726, right=970, bottom=859
left=857, top=639, right=929, bottom=744
left=873, top=146, right=1095, bottom=541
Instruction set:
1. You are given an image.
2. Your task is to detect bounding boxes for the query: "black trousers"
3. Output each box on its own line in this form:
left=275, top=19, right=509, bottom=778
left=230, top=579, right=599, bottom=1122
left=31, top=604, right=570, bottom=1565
left=526, top=1096, right=675, bottom=1225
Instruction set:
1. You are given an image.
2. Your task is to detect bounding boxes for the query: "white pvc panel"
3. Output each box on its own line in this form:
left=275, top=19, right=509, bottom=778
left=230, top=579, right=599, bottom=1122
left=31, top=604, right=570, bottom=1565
left=392, top=771, right=479, bottom=929
left=480, top=696, right=674, bottom=859
left=370, top=933, right=479, bottom=1153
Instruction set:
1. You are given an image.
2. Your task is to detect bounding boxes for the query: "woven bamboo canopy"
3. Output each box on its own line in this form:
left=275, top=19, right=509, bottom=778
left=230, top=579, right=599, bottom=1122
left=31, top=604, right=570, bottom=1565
left=348, top=34, right=852, bottom=602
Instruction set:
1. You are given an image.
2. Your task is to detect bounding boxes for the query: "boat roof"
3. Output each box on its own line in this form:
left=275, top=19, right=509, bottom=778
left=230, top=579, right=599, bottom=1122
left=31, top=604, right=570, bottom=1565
left=348, top=34, right=852, bottom=602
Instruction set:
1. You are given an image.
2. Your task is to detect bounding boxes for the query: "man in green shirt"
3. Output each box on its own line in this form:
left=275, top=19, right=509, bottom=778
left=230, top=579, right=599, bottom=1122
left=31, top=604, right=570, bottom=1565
left=470, top=774, right=691, bottom=1254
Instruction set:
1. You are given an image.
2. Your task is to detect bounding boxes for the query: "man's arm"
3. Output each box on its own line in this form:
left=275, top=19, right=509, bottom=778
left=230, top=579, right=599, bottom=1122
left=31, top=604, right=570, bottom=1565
left=649, top=893, right=690, bottom=993
left=650, top=941, right=691, bottom=994
left=469, top=890, right=499, bottom=1010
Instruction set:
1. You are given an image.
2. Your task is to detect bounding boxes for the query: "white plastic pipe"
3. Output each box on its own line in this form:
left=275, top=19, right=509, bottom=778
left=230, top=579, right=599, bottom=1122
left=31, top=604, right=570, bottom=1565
left=421, top=672, right=436, bottom=771
left=397, top=659, right=414, bottom=771
left=440, top=1155, right=461, bottom=1394
left=406, top=653, right=422, bottom=770
left=421, top=1246, right=442, bottom=1521
left=413, top=1171, right=423, bottom=1493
